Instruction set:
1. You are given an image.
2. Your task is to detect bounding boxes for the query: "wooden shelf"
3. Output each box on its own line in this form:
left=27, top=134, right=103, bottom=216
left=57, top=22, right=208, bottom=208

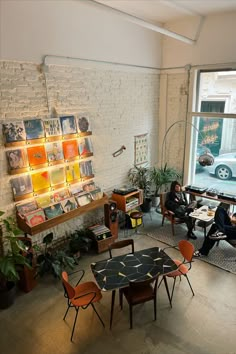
left=17, top=194, right=109, bottom=235
left=111, top=190, right=143, bottom=213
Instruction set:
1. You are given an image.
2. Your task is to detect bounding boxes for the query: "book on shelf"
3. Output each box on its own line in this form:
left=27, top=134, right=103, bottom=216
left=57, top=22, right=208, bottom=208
left=62, top=139, right=79, bottom=160
left=77, top=116, right=91, bottom=133
left=78, top=137, right=93, bottom=157
left=46, top=142, right=64, bottom=162
left=88, top=224, right=112, bottom=241
left=6, top=148, right=28, bottom=171
left=79, top=160, right=93, bottom=178
left=31, top=170, right=50, bottom=192
left=126, top=197, right=139, bottom=209
left=60, top=197, right=78, bottom=213
left=43, top=203, right=63, bottom=219
left=65, top=162, right=81, bottom=182
left=24, top=119, right=45, bottom=140
left=2, top=121, right=26, bottom=144
left=59, top=115, right=77, bottom=135
left=43, top=118, right=62, bottom=138
left=27, top=145, right=47, bottom=167
left=24, top=208, right=46, bottom=226
left=16, top=200, right=38, bottom=216
left=11, top=175, right=33, bottom=198
left=49, top=167, right=66, bottom=187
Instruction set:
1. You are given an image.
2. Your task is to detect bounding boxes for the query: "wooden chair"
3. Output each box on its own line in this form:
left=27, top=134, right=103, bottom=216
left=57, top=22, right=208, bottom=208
left=120, top=276, right=159, bottom=329
left=61, top=270, right=104, bottom=341
left=160, top=192, right=186, bottom=236
left=108, top=239, right=134, bottom=259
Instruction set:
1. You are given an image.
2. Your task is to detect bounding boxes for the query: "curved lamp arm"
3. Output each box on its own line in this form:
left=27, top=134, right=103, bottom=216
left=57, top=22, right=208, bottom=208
left=161, top=120, right=214, bottom=168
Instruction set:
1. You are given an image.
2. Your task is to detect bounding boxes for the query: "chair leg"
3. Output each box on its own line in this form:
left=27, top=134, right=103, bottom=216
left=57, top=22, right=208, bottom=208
left=158, top=277, right=163, bottom=288
left=91, top=303, right=105, bottom=327
left=129, top=304, right=133, bottom=329
left=119, top=289, right=123, bottom=309
left=162, top=216, right=165, bottom=226
left=154, top=297, right=157, bottom=321
left=71, top=307, right=79, bottom=342
left=170, top=277, right=177, bottom=302
left=185, top=275, right=195, bottom=296
left=63, top=303, right=71, bottom=320
left=163, top=276, right=172, bottom=308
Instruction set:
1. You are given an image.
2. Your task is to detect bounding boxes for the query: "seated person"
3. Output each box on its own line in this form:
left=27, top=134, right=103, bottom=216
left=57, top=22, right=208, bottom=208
left=165, top=181, right=197, bottom=240
left=194, top=202, right=236, bottom=257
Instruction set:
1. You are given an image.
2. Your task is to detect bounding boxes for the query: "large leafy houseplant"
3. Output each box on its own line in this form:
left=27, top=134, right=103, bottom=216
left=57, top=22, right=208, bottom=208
left=128, top=165, right=152, bottom=212
left=149, top=164, right=182, bottom=197
left=0, top=211, right=31, bottom=308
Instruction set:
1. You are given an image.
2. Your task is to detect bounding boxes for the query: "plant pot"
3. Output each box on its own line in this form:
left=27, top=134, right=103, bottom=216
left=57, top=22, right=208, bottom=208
left=0, top=282, right=16, bottom=309
left=151, top=196, right=160, bottom=208
left=140, top=198, right=152, bottom=213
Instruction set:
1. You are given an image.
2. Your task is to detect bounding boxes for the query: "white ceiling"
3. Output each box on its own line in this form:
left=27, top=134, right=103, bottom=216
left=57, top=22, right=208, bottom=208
left=95, top=0, right=236, bottom=24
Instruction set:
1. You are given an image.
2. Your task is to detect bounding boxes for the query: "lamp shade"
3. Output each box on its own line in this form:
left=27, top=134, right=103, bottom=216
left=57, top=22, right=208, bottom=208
left=198, top=151, right=214, bottom=166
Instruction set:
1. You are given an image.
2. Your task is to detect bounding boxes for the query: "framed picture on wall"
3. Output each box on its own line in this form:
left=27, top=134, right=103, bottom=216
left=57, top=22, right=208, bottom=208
left=2, top=121, right=26, bottom=144
left=24, top=119, right=45, bottom=140
left=31, top=170, right=50, bottom=193
left=62, top=140, right=79, bottom=160
left=134, top=133, right=148, bottom=165
left=45, top=142, right=64, bottom=163
left=43, top=118, right=62, bottom=138
left=78, top=137, right=93, bottom=157
left=49, top=167, right=66, bottom=187
left=65, top=162, right=81, bottom=183
left=6, top=148, right=28, bottom=172
left=27, top=145, right=47, bottom=168
left=11, top=175, right=33, bottom=198
left=59, top=115, right=77, bottom=136
left=77, top=116, right=91, bottom=134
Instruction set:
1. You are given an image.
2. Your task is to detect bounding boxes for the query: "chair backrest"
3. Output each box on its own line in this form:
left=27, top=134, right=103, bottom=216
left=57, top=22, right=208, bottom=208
left=129, top=275, right=158, bottom=292
left=109, top=239, right=134, bottom=258
left=178, top=240, right=195, bottom=262
left=62, top=271, right=75, bottom=299
left=160, top=192, right=168, bottom=215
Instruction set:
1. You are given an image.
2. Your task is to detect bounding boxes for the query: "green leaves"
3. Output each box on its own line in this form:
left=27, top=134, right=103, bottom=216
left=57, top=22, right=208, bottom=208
left=150, top=164, right=182, bottom=196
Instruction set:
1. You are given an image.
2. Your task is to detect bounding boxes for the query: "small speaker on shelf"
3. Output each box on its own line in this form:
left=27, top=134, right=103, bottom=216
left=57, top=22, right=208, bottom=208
left=104, top=200, right=118, bottom=239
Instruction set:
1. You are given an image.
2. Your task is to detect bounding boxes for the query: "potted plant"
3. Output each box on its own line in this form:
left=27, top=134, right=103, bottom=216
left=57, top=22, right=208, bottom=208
left=128, top=165, right=152, bottom=212
left=0, top=211, right=31, bottom=309
left=35, top=232, right=76, bottom=279
left=68, top=228, right=94, bottom=256
left=149, top=164, right=182, bottom=208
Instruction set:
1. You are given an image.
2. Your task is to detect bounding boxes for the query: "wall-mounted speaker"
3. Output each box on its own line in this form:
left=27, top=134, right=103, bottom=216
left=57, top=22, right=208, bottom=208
left=104, top=200, right=118, bottom=239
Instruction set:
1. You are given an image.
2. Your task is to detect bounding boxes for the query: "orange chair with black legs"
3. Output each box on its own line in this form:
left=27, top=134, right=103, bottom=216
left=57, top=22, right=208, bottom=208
left=160, top=192, right=186, bottom=236
left=61, top=270, right=104, bottom=342
left=159, top=240, right=195, bottom=305
left=120, top=276, right=159, bottom=329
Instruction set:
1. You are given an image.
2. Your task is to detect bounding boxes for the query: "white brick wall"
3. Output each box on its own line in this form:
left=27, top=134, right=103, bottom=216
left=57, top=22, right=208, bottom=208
left=0, top=60, right=160, bottom=243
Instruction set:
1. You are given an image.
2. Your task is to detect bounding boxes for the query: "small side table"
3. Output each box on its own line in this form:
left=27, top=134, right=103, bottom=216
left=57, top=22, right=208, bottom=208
left=190, top=206, right=215, bottom=237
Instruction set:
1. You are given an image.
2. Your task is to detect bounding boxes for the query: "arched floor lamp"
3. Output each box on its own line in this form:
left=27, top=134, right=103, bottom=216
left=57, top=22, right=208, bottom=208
left=161, top=120, right=215, bottom=169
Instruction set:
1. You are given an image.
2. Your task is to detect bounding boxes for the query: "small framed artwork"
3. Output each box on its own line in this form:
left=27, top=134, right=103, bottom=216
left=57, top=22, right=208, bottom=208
left=49, top=167, right=66, bottom=187
left=43, top=203, right=63, bottom=219
left=31, top=170, right=50, bottom=193
left=65, top=163, right=81, bottom=183
left=24, top=208, right=46, bottom=226
left=27, top=145, right=47, bottom=168
left=16, top=200, right=38, bottom=216
left=11, top=175, right=33, bottom=199
left=24, top=119, right=45, bottom=141
left=59, top=115, right=77, bottom=136
left=62, top=140, right=79, bottom=161
left=2, top=121, right=26, bottom=146
left=6, top=148, right=29, bottom=173
left=134, top=133, right=148, bottom=165
left=43, top=118, right=62, bottom=139
left=78, top=137, right=93, bottom=157
left=77, top=116, right=91, bottom=134
left=60, top=197, right=78, bottom=213
left=46, top=142, right=64, bottom=164
left=79, top=160, right=93, bottom=178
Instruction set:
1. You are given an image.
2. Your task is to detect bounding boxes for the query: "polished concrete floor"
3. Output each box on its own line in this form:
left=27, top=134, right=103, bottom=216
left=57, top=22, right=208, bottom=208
left=1, top=215, right=236, bottom=354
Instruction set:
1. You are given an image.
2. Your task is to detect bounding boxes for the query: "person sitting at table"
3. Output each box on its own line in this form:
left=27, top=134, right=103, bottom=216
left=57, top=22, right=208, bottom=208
left=165, top=181, right=197, bottom=240
left=194, top=202, right=236, bottom=257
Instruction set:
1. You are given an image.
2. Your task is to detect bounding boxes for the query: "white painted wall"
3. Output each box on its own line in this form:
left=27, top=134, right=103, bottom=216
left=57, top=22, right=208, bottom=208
left=0, top=0, right=162, bottom=68
left=162, top=12, right=236, bottom=68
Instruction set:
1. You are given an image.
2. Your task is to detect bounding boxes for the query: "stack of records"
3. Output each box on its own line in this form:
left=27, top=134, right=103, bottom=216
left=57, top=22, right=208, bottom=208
left=88, top=224, right=112, bottom=241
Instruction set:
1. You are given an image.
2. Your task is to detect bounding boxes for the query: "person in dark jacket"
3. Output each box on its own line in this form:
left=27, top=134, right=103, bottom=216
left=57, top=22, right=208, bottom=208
left=165, top=181, right=197, bottom=240
left=194, top=203, right=236, bottom=257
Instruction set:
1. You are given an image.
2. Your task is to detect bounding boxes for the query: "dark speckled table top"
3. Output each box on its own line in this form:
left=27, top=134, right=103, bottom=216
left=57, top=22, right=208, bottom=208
left=91, top=247, right=177, bottom=291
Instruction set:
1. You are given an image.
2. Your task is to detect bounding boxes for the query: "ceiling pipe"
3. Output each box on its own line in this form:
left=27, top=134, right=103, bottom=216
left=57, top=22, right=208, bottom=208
left=85, top=0, right=195, bottom=45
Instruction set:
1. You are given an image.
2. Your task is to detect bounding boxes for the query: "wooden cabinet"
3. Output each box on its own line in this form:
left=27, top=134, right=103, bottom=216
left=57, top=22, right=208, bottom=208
left=111, top=190, right=143, bottom=213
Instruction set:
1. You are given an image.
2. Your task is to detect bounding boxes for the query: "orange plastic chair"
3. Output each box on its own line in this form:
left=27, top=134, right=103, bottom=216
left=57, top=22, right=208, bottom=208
left=159, top=240, right=195, bottom=305
left=120, top=276, right=159, bottom=329
left=62, top=270, right=104, bottom=341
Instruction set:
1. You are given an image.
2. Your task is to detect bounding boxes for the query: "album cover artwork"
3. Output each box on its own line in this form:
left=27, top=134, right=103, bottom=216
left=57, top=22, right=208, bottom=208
left=62, top=140, right=79, bottom=160
left=35, top=194, right=52, bottom=208
left=16, top=200, right=38, bottom=215
left=27, top=145, right=47, bottom=167
left=6, top=149, right=28, bottom=171
left=11, top=175, right=33, bottom=198
left=60, top=197, right=77, bottom=213
left=52, top=188, right=71, bottom=202
left=90, top=188, right=103, bottom=201
left=59, top=115, right=77, bottom=135
left=49, top=167, right=66, bottom=186
left=43, top=203, right=63, bottom=219
left=65, top=163, right=81, bottom=182
left=77, top=116, right=90, bottom=133
left=46, top=142, right=64, bottom=162
left=75, top=192, right=92, bottom=206
left=24, top=119, right=45, bottom=140
left=69, top=184, right=83, bottom=196
left=24, top=208, right=46, bottom=226
left=31, top=171, right=50, bottom=192
left=82, top=181, right=96, bottom=192
left=79, top=160, right=93, bottom=178
left=43, top=118, right=62, bottom=137
left=2, top=121, right=26, bottom=143
left=78, top=137, right=93, bottom=157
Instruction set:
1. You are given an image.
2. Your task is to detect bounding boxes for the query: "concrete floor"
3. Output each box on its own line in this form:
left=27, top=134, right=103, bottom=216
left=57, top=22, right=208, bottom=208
left=0, top=214, right=236, bottom=354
